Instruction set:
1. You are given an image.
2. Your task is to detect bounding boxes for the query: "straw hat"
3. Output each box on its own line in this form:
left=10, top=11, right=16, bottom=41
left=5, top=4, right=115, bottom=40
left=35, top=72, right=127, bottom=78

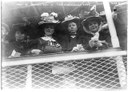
left=62, top=15, right=80, bottom=28
left=39, top=12, right=60, bottom=26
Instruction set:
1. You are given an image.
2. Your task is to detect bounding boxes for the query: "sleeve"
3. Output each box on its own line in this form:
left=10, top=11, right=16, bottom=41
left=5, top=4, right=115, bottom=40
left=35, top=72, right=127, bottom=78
left=43, top=45, right=62, bottom=53
left=100, top=30, right=112, bottom=47
left=78, top=36, right=91, bottom=50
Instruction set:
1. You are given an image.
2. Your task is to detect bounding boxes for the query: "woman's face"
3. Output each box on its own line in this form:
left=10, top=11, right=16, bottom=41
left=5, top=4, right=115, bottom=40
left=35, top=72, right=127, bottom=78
left=68, top=22, right=78, bottom=33
left=88, top=21, right=99, bottom=33
left=15, top=31, right=25, bottom=41
left=44, top=25, right=54, bottom=36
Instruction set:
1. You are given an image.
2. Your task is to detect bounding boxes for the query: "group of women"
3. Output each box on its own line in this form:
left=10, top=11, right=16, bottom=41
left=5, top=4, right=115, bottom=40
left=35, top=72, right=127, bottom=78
left=2, top=10, right=112, bottom=58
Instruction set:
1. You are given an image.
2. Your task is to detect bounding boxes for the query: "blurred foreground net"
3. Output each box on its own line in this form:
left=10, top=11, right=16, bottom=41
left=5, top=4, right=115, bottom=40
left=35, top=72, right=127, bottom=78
left=2, top=55, right=127, bottom=89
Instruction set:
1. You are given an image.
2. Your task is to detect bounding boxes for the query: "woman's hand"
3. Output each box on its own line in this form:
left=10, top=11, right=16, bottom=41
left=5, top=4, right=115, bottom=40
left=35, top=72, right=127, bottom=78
left=89, top=39, right=102, bottom=48
left=72, top=44, right=85, bottom=52
left=31, top=49, right=42, bottom=55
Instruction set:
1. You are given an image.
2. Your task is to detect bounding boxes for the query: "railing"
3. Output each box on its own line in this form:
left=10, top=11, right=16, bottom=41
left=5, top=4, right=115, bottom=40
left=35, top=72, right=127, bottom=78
left=2, top=49, right=127, bottom=89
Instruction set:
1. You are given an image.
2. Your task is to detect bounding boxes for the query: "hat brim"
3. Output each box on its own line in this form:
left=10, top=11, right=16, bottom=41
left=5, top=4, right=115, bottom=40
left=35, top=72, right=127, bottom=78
left=38, top=21, right=60, bottom=28
left=39, top=21, right=60, bottom=25
left=12, top=23, right=26, bottom=33
left=62, top=18, right=80, bottom=28
left=82, top=16, right=102, bottom=29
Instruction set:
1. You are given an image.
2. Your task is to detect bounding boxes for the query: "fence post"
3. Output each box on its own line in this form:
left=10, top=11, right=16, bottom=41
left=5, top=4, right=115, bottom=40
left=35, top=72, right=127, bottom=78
left=103, top=1, right=127, bottom=88
left=103, top=1, right=120, bottom=48
left=26, top=65, right=32, bottom=89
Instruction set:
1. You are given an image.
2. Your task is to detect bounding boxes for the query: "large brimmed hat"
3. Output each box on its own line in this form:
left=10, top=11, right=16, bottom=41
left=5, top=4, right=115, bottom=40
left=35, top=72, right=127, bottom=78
left=62, top=15, right=80, bottom=28
left=38, top=12, right=60, bottom=27
left=82, top=16, right=102, bottom=30
left=12, top=23, right=26, bottom=34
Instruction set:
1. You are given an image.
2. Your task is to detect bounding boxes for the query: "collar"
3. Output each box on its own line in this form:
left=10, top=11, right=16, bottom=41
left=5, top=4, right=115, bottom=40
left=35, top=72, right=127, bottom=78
left=70, top=35, right=76, bottom=38
left=41, top=36, right=55, bottom=41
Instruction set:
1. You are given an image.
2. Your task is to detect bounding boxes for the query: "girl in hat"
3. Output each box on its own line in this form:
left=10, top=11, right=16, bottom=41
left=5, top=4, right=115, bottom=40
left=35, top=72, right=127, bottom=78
left=61, top=15, right=84, bottom=52
left=37, top=13, right=62, bottom=54
left=81, top=16, right=112, bottom=51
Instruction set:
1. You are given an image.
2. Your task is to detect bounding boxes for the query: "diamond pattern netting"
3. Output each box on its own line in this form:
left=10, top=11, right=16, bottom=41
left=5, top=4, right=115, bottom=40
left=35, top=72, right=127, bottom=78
left=2, top=55, right=127, bottom=89
left=32, top=57, right=122, bottom=89
left=122, top=55, right=127, bottom=71
left=2, top=65, right=27, bottom=88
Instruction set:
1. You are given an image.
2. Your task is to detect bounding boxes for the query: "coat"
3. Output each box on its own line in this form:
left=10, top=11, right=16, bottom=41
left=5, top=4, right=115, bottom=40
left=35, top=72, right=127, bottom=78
left=79, top=29, right=112, bottom=51
left=39, top=36, right=62, bottom=54
left=60, top=34, right=81, bottom=52
left=10, top=38, right=42, bottom=56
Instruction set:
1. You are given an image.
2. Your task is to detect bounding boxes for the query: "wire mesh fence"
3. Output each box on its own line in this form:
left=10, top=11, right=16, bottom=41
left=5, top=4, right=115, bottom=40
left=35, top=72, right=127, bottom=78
left=2, top=54, right=127, bottom=89
left=2, top=65, right=27, bottom=88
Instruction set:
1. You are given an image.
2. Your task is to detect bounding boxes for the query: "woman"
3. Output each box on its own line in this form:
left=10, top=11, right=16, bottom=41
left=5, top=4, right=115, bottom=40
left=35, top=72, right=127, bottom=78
left=9, top=23, right=41, bottom=57
left=81, top=16, right=112, bottom=51
left=8, top=24, right=28, bottom=57
left=38, top=12, right=62, bottom=54
left=61, top=15, right=84, bottom=52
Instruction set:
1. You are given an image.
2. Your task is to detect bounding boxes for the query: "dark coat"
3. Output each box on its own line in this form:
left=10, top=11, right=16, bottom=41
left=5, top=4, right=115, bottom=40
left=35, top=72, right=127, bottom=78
left=79, top=29, right=112, bottom=51
left=60, top=33, right=81, bottom=52
left=38, top=36, right=62, bottom=54
left=10, top=38, right=42, bottom=56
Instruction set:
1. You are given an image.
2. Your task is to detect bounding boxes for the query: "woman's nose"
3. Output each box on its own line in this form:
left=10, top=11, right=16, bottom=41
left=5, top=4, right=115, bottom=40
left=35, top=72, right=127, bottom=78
left=70, top=26, right=74, bottom=28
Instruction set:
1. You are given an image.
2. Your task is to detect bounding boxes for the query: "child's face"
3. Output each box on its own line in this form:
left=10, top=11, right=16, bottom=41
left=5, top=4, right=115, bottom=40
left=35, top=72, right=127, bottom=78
left=44, top=25, right=54, bottom=36
left=68, top=22, right=78, bottom=33
left=88, top=21, right=99, bottom=33
left=15, top=31, right=25, bottom=41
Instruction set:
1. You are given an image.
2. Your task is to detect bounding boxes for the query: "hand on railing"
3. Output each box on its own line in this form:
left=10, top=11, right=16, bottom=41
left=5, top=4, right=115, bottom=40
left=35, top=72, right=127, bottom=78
left=72, top=44, right=85, bottom=52
left=30, top=49, right=42, bottom=55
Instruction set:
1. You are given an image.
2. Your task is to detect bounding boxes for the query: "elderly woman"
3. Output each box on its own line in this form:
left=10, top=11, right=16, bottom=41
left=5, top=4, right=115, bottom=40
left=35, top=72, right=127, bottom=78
left=61, top=15, right=84, bottom=52
left=81, top=16, right=112, bottom=51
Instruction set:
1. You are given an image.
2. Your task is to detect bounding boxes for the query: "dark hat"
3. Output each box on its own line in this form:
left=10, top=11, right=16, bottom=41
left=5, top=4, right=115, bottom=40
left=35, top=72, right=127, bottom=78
left=12, top=23, right=26, bottom=34
left=82, top=16, right=102, bottom=30
left=62, top=15, right=80, bottom=28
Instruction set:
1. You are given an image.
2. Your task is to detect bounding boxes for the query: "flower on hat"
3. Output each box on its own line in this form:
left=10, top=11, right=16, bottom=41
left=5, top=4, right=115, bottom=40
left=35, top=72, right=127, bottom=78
left=89, top=5, right=99, bottom=17
left=39, top=12, right=59, bottom=25
left=62, top=15, right=79, bottom=23
left=50, top=12, right=58, bottom=18
left=90, top=5, right=96, bottom=11
left=41, top=12, right=49, bottom=18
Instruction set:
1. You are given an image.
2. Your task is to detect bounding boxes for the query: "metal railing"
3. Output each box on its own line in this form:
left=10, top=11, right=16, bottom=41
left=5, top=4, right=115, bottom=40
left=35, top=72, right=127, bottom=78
left=2, top=49, right=127, bottom=89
